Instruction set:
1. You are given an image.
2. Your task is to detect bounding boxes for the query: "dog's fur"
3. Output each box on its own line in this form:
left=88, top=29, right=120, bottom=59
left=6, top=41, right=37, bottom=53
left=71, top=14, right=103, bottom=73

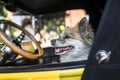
left=51, top=17, right=94, bottom=62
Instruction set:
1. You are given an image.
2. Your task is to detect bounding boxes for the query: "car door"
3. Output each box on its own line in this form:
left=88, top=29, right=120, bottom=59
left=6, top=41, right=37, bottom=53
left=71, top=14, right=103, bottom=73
left=0, top=61, right=86, bottom=80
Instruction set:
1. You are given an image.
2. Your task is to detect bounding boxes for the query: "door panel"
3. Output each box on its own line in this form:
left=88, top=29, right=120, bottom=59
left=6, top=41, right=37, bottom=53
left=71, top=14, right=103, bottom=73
left=0, top=68, right=84, bottom=80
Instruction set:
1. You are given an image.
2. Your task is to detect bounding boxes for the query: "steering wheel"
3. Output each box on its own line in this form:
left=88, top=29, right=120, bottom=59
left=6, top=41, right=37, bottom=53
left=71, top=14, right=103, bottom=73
left=0, top=20, right=43, bottom=60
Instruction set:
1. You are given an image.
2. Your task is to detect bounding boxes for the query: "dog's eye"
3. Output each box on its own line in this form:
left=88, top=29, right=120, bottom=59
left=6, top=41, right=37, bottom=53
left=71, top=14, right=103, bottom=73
left=64, top=35, right=71, bottom=38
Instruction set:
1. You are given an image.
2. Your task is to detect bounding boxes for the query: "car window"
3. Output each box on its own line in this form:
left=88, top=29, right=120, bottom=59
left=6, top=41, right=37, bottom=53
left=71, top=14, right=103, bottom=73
left=0, top=8, right=94, bottom=66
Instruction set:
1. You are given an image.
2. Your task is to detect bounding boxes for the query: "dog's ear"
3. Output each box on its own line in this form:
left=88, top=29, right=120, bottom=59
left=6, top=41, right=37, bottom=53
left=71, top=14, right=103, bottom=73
left=78, top=17, right=94, bottom=45
left=78, top=17, right=88, bottom=36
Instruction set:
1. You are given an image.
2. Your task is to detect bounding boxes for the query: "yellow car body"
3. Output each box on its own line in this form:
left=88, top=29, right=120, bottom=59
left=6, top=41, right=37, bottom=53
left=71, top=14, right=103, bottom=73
left=0, top=68, right=84, bottom=80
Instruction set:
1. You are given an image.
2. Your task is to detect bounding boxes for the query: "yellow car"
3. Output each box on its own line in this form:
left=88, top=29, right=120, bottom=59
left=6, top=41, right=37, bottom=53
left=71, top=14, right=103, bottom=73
left=0, top=0, right=119, bottom=80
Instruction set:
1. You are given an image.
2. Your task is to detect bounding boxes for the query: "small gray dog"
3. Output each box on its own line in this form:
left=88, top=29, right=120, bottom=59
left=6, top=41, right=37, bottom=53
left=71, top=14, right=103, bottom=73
left=51, top=17, right=94, bottom=63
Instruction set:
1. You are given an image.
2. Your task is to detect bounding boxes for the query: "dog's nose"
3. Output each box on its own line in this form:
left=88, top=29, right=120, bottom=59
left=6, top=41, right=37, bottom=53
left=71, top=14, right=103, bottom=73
left=51, top=39, right=56, bottom=46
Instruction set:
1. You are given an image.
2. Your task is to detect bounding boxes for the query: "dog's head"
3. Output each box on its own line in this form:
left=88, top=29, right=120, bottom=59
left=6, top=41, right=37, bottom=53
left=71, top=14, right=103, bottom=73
left=51, top=17, right=94, bottom=55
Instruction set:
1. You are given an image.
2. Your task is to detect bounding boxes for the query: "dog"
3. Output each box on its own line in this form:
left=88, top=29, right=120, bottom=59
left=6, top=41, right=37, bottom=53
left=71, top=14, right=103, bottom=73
left=51, top=17, right=94, bottom=63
